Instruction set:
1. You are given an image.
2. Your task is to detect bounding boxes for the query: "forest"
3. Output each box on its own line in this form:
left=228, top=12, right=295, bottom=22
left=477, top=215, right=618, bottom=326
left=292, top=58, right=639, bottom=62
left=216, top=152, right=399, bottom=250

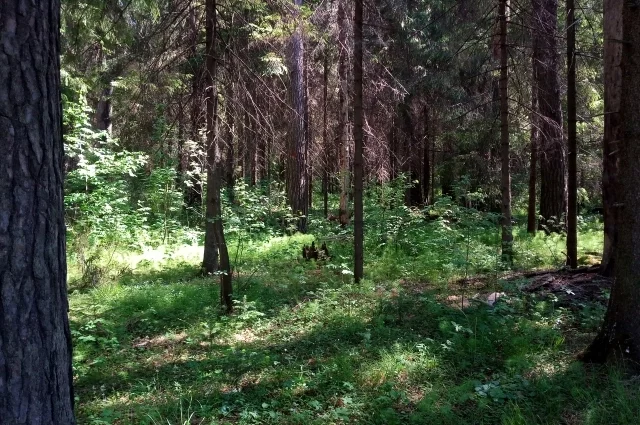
left=1, top=0, right=640, bottom=423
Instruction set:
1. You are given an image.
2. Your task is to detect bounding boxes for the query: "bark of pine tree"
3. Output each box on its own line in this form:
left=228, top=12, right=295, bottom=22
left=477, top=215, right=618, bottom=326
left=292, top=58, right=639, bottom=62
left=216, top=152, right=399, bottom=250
left=601, top=0, right=622, bottom=277
left=499, top=0, right=513, bottom=264
left=202, top=0, right=233, bottom=311
left=582, top=2, right=640, bottom=363
left=527, top=51, right=539, bottom=234
left=533, top=0, right=567, bottom=232
left=422, top=106, right=431, bottom=205
left=337, top=0, right=351, bottom=226
left=288, top=0, right=309, bottom=232
left=566, top=0, right=578, bottom=268
left=354, top=0, right=364, bottom=282
left=0, top=0, right=76, bottom=422
left=322, top=53, right=330, bottom=218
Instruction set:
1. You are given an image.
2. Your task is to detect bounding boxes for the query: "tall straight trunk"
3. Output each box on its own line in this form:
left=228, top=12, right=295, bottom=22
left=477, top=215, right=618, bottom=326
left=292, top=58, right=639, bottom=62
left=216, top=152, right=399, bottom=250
left=566, top=0, right=578, bottom=268
left=423, top=106, right=431, bottom=205
left=582, top=2, right=640, bottom=363
left=354, top=0, right=364, bottom=282
left=323, top=53, right=330, bottom=218
left=399, top=102, right=422, bottom=206
left=337, top=0, right=350, bottom=225
left=600, top=0, right=622, bottom=276
left=527, top=51, right=539, bottom=233
left=0, top=0, right=76, bottom=422
left=533, top=0, right=567, bottom=232
left=288, top=0, right=309, bottom=232
left=225, top=81, right=236, bottom=200
left=499, top=0, right=513, bottom=264
left=203, top=0, right=232, bottom=312
left=185, top=4, right=203, bottom=209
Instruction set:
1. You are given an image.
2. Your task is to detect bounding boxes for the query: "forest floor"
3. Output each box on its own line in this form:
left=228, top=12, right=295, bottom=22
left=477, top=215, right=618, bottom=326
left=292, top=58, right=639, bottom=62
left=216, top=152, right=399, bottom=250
left=69, top=216, right=640, bottom=425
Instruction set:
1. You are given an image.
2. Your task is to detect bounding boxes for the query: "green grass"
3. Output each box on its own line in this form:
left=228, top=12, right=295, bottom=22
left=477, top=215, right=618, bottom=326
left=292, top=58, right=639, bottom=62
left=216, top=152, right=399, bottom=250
left=69, top=205, right=638, bottom=425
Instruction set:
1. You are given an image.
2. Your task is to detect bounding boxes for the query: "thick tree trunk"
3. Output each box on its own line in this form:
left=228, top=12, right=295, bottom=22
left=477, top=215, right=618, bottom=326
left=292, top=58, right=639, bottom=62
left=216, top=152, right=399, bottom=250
left=203, top=0, right=233, bottom=312
left=499, top=0, right=513, bottom=265
left=354, top=0, right=364, bottom=282
left=601, top=0, right=622, bottom=277
left=533, top=0, right=567, bottom=232
left=288, top=0, right=309, bottom=232
left=582, top=2, right=640, bottom=363
left=0, top=0, right=76, bottom=422
left=566, top=0, right=578, bottom=268
left=337, top=0, right=351, bottom=226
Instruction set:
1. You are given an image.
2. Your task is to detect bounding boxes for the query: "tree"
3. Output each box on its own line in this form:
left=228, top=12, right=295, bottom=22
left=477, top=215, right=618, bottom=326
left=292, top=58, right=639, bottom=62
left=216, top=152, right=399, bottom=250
left=0, top=0, right=76, bottom=422
left=288, top=0, right=310, bottom=233
left=600, top=0, right=622, bottom=276
left=499, top=0, right=513, bottom=264
left=354, top=0, right=364, bottom=282
left=566, top=0, right=578, bottom=268
left=202, top=0, right=233, bottom=312
left=582, top=0, right=640, bottom=363
left=533, top=0, right=567, bottom=232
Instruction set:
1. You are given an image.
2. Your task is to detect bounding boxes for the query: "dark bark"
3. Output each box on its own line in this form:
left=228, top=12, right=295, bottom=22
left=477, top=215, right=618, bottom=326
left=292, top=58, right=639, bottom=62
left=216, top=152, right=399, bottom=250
left=566, top=0, right=578, bottom=268
left=533, top=0, right=567, bottom=232
left=202, top=0, right=233, bottom=312
left=323, top=53, right=329, bottom=218
left=527, top=51, right=539, bottom=234
left=354, top=0, right=364, bottom=282
left=499, top=0, right=513, bottom=265
left=422, top=106, right=431, bottom=205
left=95, top=85, right=113, bottom=133
left=337, top=0, right=350, bottom=225
left=0, top=0, right=76, bottom=422
left=601, top=0, right=622, bottom=277
left=582, top=2, right=640, bottom=363
left=288, top=0, right=309, bottom=232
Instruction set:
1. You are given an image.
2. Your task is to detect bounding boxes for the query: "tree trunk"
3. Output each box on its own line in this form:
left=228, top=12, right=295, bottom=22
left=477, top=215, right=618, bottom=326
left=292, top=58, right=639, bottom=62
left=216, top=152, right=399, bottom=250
left=95, top=84, right=113, bottom=133
left=582, top=2, right=640, bottom=363
left=288, top=0, right=309, bottom=232
left=0, top=0, right=76, bottom=422
left=423, top=106, right=431, bottom=205
left=202, top=0, right=233, bottom=312
left=533, top=0, right=567, bottom=232
left=354, top=0, right=364, bottom=282
left=499, top=0, right=513, bottom=265
left=185, top=4, right=203, bottom=209
left=337, top=0, right=351, bottom=226
left=601, top=0, right=622, bottom=277
left=323, top=53, right=330, bottom=218
left=566, top=0, right=578, bottom=268
left=527, top=50, right=539, bottom=233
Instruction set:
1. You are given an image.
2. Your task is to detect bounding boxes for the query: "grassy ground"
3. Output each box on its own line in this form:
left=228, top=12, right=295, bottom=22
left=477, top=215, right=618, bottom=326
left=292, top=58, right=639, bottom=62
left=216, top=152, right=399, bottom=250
left=70, top=208, right=640, bottom=425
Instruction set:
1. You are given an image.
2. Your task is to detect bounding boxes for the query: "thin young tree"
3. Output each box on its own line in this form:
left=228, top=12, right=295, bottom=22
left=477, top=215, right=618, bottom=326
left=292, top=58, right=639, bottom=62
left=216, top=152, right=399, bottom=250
left=600, top=0, right=622, bottom=276
left=581, top=0, right=640, bottom=363
left=203, top=0, right=233, bottom=312
left=354, top=0, right=364, bottom=282
left=0, top=0, right=76, bottom=422
left=499, top=0, right=513, bottom=264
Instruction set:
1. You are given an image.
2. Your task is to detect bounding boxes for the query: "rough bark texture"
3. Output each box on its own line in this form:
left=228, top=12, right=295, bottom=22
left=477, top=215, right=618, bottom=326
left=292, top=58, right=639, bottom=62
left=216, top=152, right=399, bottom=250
left=288, top=0, right=309, bottom=232
left=601, top=0, right=622, bottom=277
left=499, top=0, right=513, bottom=264
left=353, top=0, right=364, bottom=282
left=337, top=0, right=351, bottom=226
left=202, top=0, right=233, bottom=312
left=533, top=0, right=567, bottom=232
left=0, top=0, right=76, bottom=422
left=582, top=2, right=640, bottom=364
left=527, top=50, right=539, bottom=234
left=566, top=0, right=578, bottom=268
left=95, top=85, right=113, bottom=133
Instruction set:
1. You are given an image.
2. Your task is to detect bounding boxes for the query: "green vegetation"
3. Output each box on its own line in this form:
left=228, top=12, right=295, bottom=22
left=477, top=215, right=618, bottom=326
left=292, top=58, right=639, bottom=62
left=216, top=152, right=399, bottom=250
left=68, top=183, right=636, bottom=424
